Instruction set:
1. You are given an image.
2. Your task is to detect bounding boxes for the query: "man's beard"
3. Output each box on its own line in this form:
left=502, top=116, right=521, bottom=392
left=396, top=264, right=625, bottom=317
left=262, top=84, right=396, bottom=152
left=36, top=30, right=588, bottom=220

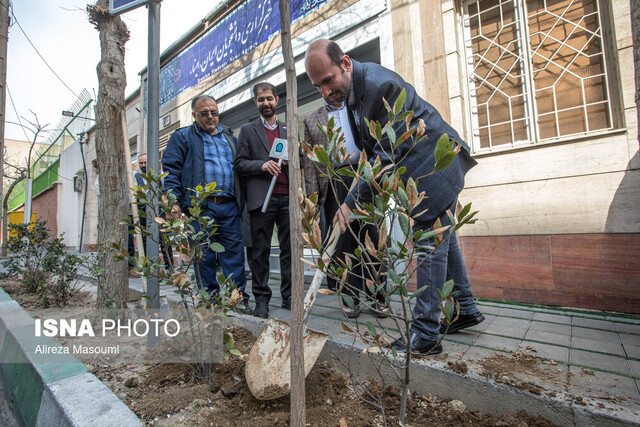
left=260, top=106, right=275, bottom=118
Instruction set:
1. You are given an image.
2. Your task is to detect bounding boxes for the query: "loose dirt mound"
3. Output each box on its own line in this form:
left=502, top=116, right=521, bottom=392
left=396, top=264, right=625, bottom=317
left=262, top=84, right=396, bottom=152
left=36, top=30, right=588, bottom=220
left=479, top=347, right=566, bottom=397
left=88, top=328, right=556, bottom=426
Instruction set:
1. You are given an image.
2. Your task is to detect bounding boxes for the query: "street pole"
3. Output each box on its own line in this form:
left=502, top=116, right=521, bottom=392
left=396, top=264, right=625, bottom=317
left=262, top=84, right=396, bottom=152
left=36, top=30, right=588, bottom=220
left=0, top=2, right=8, bottom=233
left=146, top=0, right=161, bottom=346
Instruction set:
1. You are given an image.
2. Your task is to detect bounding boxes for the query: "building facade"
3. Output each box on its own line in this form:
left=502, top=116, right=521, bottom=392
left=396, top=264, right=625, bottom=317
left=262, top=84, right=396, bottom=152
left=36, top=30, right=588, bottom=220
left=116, top=0, right=637, bottom=312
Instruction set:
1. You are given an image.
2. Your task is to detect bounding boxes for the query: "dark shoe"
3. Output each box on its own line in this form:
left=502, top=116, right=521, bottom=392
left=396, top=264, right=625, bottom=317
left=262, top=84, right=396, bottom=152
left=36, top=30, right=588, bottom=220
left=389, top=335, right=443, bottom=355
left=281, top=299, right=291, bottom=310
left=440, top=312, right=485, bottom=335
left=253, top=303, right=269, bottom=319
left=368, top=301, right=389, bottom=318
left=236, top=302, right=253, bottom=315
left=342, top=305, right=361, bottom=319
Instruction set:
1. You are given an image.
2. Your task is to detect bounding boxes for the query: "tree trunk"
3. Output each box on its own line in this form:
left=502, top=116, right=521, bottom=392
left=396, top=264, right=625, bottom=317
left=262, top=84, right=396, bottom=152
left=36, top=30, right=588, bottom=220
left=279, top=1, right=305, bottom=425
left=88, top=0, right=130, bottom=308
left=632, top=0, right=640, bottom=145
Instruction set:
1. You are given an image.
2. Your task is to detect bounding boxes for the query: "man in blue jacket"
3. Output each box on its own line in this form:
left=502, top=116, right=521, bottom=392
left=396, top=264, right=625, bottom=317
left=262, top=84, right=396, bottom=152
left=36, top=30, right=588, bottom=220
left=305, top=39, right=484, bottom=355
left=162, top=95, right=251, bottom=314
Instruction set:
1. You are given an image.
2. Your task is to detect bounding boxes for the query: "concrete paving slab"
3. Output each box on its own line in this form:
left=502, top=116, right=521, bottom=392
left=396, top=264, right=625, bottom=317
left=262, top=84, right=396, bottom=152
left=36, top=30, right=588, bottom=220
left=529, top=320, right=571, bottom=335
left=480, top=306, right=535, bottom=320
left=474, top=334, right=522, bottom=352
left=443, top=331, right=478, bottom=345
left=467, top=313, right=496, bottom=332
left=440, top=341, right=469, bottom=359
left=521, top=341, right=570, bottom=363
left=571, top=336, right=625, bottom=357
left=570, top=349, right=631, bottom=376
left=623, top=344, right=640, bottom=360
left=572, top=326, right=621, bottom=343
left=608, top=316, right=640, bottom=325
left=483, top=324, right=529, bottom=340
left=458, top=346, right=504, bottom=366
left=487, top=316, right=533, bottom=330
left=628, top=360, right=640, bottom=378
left=619, top=333, right=640, bottom=347
left=567, top=366, right=640, bottom=411
left=615, top=322, right=640, bottom=334
left=524, top=329, right=572, bottom=348
left=572, top=316, right=618, bottom=330
left=532, top=311, right=573, bottom=324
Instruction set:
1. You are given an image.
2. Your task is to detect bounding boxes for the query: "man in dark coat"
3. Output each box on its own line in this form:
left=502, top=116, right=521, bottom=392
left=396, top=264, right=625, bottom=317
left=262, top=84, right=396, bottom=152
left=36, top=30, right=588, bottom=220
left=304, top=39, right=484, bottom=355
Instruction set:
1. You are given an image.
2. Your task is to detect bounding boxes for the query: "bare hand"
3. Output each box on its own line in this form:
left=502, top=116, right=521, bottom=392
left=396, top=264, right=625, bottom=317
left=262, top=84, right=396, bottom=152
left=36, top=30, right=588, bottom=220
left=170, top=204, right=182, bottom=219
left=332, top=203, right=353, bottom=234
left=262, top=160, right=281, bottom=176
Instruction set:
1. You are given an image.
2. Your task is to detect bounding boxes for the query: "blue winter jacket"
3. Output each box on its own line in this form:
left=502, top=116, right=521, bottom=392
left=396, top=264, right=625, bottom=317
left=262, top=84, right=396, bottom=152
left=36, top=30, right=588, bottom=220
left=161, top=122, right=244, bottom=212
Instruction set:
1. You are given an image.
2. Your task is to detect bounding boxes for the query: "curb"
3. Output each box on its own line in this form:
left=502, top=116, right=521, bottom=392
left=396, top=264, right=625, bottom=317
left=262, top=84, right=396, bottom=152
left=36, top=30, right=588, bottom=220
left=232, top=312, right=639, bottom=427
left=0, top=288, right=140, bottom=427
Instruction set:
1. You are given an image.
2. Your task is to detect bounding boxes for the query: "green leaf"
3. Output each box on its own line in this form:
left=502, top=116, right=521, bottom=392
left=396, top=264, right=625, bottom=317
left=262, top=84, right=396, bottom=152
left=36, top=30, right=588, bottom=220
left=374, top=122, right=383, bottom=142
left=413, top=284, right=429, bottom=298
left=433, top=152, right=456, bottom=173
left=315, top=147, right=332, bottom=168
left=434, top=133, right=453, bottom=163
left=393, top=89, right=407, bottom=116
left=457, top=203, right=471, bottom=223
left=442, top=279, right=454, bottom=299
left=396, top=111, right=412, bottom=123
left=210, top=242, right=225, bottom=253
left=343, top=295, right=355, bottom=309
left=229, top=348, right=241, bottom=356
left=397, top=187, right=408, bottom=208
left=366, top=321, right=377, bottom=337
left=385, top=125, right=396, bottom=145
left=398, top=213, right=410, bottom=236
left=388, top=268, right=401, bottom=284
left=442, top=300, right=454, bottom=322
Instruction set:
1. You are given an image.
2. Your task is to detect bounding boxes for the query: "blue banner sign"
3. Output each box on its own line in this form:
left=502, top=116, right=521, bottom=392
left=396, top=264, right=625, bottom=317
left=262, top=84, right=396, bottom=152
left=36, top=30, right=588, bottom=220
left=158, top=0, right=332, bottom=107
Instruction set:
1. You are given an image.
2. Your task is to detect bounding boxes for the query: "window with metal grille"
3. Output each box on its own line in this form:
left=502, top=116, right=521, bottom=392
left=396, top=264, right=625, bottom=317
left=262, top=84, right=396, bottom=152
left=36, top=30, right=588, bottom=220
left=462, top=0, right=615, bottom=151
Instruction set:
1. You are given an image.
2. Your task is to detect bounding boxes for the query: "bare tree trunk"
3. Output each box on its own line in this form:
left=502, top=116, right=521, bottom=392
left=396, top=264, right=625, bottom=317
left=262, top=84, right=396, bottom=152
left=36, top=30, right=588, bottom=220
left=279, top=1, right=305, bottom=424
left=2, top=173, right=25, bottom=256
left=0, top=0, right=8, bottom=254
left=632, top=0, right=640, bottom=145
left=88, top=0, right=130, bottom=308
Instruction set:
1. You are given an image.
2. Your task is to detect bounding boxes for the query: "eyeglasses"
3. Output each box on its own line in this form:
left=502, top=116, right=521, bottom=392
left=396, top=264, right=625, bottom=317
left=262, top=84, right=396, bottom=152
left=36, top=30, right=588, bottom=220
left=195, top=110, right=219, bottom=117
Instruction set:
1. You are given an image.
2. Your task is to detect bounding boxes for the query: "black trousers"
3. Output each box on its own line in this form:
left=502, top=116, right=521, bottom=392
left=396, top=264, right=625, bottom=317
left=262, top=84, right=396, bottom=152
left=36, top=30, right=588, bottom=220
left=249, top=193, right=292, bottom=305
left=323, top=176, right=385, bottom=305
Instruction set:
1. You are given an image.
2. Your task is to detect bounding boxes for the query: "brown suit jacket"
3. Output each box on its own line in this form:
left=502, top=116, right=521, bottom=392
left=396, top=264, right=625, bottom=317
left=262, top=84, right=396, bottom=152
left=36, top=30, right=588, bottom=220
left=302, top=105, right=330, bottom=207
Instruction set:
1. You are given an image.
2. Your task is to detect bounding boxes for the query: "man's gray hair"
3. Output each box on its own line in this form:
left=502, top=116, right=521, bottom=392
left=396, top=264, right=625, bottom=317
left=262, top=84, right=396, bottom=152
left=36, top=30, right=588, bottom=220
left=191, top=95, right=217, bottom=110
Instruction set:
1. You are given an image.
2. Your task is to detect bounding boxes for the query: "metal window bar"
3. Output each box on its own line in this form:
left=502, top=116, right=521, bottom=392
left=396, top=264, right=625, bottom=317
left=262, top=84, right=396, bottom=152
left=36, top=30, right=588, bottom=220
left=462, top=0, right=613, bottom=151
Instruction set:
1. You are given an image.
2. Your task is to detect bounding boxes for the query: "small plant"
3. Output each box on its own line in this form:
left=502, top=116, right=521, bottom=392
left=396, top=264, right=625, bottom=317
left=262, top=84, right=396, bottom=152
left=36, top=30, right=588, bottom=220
left=301, top=90, right=477, bottom=425
left=3, top=219, right=90, bottom=307
left=116, top=172, right=244, bottom=387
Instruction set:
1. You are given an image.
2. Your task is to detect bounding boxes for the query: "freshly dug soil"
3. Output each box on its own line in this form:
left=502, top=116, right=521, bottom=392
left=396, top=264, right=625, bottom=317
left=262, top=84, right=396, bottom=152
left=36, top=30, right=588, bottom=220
left=88, top=327, right=556, bottom=426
